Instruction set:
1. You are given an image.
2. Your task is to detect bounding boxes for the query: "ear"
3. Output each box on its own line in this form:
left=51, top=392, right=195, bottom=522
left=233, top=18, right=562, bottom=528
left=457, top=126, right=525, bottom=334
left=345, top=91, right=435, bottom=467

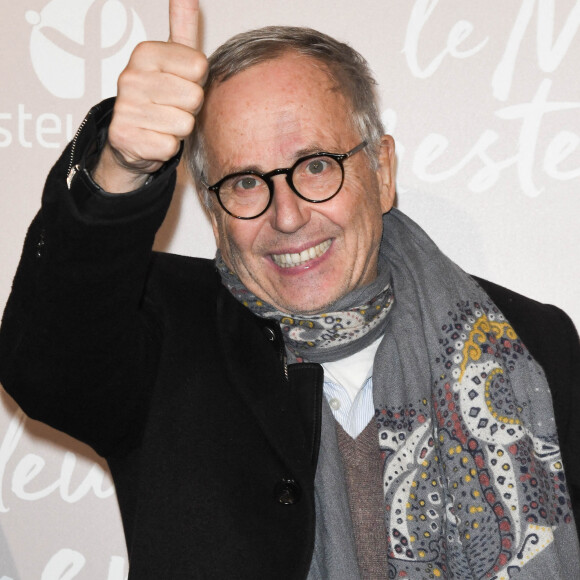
left=376, top=135, right=397, bottom=214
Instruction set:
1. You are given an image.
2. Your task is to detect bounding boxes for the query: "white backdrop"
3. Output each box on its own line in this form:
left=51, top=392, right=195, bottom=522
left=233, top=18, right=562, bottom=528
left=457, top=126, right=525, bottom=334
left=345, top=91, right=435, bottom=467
left=1, top=0, right=579, bottom=577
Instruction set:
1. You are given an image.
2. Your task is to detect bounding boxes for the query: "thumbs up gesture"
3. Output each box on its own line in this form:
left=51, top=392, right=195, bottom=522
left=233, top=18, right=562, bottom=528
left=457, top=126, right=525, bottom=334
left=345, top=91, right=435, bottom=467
left=93, top=0, right=208, bottom=193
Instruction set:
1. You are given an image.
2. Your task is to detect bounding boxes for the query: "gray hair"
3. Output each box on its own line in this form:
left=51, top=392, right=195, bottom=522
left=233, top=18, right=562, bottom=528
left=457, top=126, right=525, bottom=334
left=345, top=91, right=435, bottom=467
left=186, top=26, right=384, bottom=210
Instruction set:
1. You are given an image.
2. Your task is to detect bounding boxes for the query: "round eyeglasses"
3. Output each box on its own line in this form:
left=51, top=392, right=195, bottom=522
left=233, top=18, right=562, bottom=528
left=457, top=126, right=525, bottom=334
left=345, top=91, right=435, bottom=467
left=204, top=141, right=368, bottom=220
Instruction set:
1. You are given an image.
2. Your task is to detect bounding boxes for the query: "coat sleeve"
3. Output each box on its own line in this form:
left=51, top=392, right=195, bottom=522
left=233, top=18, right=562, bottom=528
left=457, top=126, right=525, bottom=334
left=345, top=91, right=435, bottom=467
left=0, top=99, right=180, bottom=457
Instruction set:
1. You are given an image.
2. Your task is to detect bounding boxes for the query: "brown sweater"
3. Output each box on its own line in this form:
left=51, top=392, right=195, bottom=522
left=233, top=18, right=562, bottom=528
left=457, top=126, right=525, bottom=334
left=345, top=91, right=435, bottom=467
left=336, top=420, right=390, bottom=579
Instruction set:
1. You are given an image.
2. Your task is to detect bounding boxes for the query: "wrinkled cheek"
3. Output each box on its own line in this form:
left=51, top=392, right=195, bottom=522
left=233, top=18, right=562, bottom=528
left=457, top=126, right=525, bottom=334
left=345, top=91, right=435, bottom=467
left=222, top=239, right=264, bottom=290
left=222, top=242, right=246, bottom=274
left=214, top=216, right=245, bottom=269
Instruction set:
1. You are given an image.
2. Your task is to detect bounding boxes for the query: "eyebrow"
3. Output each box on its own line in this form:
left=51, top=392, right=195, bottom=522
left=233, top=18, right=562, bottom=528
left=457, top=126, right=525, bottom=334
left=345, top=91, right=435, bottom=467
left=217, top=144, right=337, bottom=177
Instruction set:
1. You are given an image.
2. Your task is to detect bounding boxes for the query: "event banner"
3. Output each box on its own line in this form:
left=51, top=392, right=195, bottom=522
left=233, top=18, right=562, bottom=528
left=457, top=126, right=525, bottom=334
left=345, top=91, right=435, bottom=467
left=0, top=1, right=578, bottom=577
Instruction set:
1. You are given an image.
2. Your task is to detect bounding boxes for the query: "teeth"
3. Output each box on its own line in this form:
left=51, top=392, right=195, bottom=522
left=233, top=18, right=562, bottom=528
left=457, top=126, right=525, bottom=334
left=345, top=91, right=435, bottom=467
left=272, top=239, right=331, bottom=268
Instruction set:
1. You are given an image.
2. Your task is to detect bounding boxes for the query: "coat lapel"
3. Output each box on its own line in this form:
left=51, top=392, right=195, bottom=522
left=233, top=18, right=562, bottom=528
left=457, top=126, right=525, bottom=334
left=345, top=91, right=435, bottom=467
left=216, top=285, right=321, bottom=479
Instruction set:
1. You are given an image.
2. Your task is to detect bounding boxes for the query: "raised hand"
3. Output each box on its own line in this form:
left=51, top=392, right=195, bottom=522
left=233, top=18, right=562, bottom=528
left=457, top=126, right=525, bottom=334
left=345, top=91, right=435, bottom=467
left=92, top=0, right=207, bottom=193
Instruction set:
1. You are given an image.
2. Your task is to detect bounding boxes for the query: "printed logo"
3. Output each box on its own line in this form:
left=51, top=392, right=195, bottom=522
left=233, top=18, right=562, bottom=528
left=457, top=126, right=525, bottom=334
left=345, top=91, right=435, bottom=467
left=26, top=0, right=146, bottom=101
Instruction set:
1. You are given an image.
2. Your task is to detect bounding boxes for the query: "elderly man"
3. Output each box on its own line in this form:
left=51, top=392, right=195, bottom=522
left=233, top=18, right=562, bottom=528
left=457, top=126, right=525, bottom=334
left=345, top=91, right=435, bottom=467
left=1, top=0, right=579, bottom=578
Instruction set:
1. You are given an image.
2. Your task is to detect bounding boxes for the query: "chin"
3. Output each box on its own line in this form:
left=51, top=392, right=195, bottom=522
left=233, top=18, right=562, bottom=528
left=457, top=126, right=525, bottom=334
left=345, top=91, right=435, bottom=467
left=273, top=295, right=335, bottom=316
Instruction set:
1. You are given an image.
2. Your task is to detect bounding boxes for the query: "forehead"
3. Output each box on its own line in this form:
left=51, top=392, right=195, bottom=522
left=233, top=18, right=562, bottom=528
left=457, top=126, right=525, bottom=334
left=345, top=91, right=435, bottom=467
left=200, top=54, right=357, bottom=173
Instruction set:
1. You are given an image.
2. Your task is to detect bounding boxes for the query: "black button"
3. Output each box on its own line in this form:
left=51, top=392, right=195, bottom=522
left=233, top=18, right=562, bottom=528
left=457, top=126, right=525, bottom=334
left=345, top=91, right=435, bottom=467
left=263, top=326, right=276, bottom=341
left=274, top=479, right=301, bottom=505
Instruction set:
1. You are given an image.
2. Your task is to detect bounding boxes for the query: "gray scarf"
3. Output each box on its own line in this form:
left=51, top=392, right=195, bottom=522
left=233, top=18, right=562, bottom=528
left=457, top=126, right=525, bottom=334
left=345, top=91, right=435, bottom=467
left=217, top=253, right=394, bottom=364
left=218, top=209, right=579, bottom=578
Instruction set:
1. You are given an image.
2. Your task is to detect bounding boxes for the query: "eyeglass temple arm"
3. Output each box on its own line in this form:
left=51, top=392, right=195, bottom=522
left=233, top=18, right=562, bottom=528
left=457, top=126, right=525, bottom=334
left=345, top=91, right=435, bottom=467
left=345, top=140, right=368, bottom=158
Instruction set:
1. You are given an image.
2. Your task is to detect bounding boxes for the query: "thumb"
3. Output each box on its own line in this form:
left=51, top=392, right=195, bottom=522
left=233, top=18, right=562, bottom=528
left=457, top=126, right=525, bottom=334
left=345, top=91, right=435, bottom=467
left=168, top=0, right=199, bottom=48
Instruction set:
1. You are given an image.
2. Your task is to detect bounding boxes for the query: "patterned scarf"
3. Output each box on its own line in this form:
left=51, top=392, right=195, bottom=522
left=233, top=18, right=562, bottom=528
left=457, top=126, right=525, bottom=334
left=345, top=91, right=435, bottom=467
left=217, top=209, right=579, bottom=579
left=216, top=253, right=394, bottom=364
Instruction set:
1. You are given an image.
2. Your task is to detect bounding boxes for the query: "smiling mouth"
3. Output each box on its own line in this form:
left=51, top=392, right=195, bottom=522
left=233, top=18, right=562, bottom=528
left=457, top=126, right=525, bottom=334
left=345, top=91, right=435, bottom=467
left=271, top=239, right=332, bottom=268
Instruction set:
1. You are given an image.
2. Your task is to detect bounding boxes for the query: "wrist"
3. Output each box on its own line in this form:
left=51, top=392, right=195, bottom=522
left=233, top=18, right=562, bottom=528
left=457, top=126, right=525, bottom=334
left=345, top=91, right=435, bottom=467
left=91, top=144, right=152, bottom=194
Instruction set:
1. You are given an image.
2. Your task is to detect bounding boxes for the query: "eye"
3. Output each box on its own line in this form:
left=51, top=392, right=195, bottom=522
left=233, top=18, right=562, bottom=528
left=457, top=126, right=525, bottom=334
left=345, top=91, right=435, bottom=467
left=305, top=158, right=329, bottom=175
left=233, top=176, right=261, bottom=191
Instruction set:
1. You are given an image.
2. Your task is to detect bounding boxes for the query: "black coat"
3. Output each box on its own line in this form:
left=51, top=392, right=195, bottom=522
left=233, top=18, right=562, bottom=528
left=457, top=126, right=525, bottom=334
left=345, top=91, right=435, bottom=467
left=1, top=101, right=579, bottom=578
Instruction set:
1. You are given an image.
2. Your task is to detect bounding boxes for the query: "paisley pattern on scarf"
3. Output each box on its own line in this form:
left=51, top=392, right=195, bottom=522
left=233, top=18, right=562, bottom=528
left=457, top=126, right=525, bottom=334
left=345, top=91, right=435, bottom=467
left=376, top=299, right=572, bottom=579
left=273, top=287, right=393, bottom=362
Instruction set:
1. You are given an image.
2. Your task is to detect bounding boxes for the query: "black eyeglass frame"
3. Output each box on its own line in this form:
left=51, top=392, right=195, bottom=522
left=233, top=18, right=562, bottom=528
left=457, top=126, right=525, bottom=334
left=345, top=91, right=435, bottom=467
left=204, top=140, right=368, bottom=220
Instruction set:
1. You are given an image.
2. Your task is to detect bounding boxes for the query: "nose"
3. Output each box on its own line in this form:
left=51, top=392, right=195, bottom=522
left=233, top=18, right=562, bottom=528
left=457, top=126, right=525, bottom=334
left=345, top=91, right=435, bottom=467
left=269, top=175, right=310, bottom=233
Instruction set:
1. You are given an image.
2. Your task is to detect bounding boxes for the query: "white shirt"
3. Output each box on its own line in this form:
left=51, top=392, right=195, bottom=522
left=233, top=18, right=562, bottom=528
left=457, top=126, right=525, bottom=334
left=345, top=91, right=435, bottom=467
left=321, top=335, right=382, bottom=438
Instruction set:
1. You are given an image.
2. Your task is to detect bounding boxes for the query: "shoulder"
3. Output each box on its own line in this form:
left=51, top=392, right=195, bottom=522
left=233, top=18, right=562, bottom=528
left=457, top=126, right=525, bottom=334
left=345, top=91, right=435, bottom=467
left=474, top=276, right=580, bottom=471
left=145, top=251, right=221, bottom=306
left=473, top=276, right=579, bottom=356
left=472, top=276, right=580, bottom=399
left=150, top=251, right=216, bottom=277
left=473, top=274, right=580, bottom=428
